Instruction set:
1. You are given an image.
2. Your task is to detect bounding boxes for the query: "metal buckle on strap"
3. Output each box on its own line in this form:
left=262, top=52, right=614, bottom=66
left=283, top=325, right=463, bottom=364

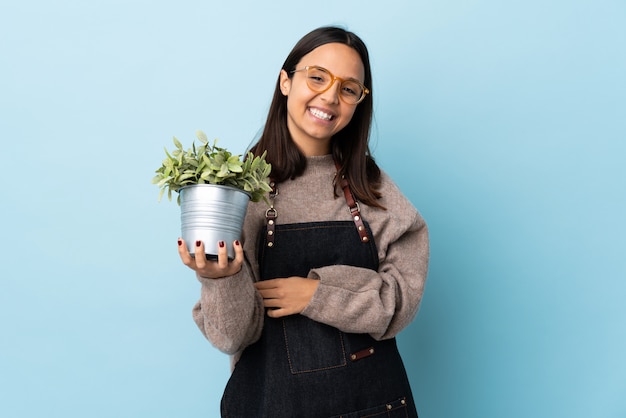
left=348, top=201, right=361, bottom=215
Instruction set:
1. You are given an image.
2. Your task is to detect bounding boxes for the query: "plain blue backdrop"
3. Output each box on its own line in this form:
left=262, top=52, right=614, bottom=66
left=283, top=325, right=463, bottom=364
left=1, top=1, right=624, bottom=417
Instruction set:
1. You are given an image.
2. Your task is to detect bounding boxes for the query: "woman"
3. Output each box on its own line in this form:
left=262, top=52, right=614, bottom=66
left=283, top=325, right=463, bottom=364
left=178, top=26, right=429, bottom=417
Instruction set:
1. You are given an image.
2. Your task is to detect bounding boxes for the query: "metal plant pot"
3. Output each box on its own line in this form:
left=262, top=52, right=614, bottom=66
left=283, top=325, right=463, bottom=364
left=179, top=184, right=250, bottom=259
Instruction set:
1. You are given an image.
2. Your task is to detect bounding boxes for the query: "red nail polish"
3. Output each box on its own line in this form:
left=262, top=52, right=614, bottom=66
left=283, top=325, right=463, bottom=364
left=235, top=240, right=240, bottom=246
left=177, top=239, right=182, bottom=246
left=195, top=240, right=201, bottom=247
left=218, top=240, right=225, bottom=248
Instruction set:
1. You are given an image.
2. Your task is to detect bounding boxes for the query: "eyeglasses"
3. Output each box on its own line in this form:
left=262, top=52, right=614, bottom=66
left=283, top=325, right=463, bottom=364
left=291, top=66, right=370, bottom=105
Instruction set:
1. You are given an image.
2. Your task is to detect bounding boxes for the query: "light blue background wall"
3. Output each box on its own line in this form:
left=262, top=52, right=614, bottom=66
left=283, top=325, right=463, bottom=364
left=1, top=1, right=624, bottom=417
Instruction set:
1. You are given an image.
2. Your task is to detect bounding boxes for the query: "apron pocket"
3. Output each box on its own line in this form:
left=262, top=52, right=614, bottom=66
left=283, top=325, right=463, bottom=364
left=282, top=315, right=347, bottom=374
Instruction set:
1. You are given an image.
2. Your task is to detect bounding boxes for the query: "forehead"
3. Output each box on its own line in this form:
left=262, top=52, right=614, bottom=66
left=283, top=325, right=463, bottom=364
left=297, top=43, right=365, bottom=82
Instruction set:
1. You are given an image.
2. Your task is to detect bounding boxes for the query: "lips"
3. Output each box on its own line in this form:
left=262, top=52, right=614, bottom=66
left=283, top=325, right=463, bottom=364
left=308, top=107, right=334, bottom=121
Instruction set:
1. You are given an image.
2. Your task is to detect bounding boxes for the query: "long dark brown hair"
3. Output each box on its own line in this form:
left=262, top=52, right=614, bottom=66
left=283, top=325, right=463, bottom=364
left=250, top=26, right=384, bottom=209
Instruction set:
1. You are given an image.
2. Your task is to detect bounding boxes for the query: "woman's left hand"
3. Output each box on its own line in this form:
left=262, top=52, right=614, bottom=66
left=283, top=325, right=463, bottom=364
left=254, top=277, right=319, bottom=318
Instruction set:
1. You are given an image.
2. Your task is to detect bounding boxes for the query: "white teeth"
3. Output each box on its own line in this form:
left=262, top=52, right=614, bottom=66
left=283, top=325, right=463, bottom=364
left=309, top=108, right=333, bottom=121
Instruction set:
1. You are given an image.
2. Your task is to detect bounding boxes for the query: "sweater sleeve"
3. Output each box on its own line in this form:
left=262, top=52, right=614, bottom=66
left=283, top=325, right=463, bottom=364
left=191, top=263, right=265, bottom=354
left=301, top=184, right=429, bottom=340
left=191, top=211, right=266, bottom=355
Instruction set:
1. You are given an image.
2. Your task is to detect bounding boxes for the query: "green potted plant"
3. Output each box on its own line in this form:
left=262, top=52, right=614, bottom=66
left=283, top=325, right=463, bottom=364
left=153, top=130, right=272, bottom=259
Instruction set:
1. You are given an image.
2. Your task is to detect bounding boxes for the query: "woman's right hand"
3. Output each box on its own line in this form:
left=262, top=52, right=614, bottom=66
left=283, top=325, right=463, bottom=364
left=177, top=238, right=244, bottom=279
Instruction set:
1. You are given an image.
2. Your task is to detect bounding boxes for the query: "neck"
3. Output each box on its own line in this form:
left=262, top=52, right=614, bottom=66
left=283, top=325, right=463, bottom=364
left=291, top=136, right=331, bottom=157
left=298, top=143, right=330, bottom=157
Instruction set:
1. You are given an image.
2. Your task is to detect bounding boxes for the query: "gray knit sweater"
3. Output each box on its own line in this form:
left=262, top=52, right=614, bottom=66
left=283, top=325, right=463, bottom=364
left=192, top=154, right=429, bottom=359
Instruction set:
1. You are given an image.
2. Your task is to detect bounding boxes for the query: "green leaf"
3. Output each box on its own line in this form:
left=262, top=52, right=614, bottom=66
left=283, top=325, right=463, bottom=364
left=217, top=162, right=230, bottom=178
left=178, top=173, right=196, bottom=182
left=196, top=130, right=208, bottom=144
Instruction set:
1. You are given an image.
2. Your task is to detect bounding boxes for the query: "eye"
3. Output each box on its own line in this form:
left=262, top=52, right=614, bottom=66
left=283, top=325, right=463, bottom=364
left=341, top=82, right=362, bottom=98
left=307, top=67, right=330, bottom=86
left=342, top=86, right=357, bottom=96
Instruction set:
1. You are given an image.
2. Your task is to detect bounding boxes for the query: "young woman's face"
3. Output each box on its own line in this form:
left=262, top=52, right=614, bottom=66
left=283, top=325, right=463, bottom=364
left=280, top=43, right=365, bottom=156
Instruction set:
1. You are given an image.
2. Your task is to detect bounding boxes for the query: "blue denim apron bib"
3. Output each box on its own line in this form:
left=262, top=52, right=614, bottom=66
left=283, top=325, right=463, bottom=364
left=220, top=216, right=419, bottom=417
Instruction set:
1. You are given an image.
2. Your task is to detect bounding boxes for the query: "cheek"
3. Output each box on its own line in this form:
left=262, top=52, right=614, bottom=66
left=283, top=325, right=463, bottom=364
left=286, top=87, right=311, bottom=111
left=339, top=107, right=358, bottom=128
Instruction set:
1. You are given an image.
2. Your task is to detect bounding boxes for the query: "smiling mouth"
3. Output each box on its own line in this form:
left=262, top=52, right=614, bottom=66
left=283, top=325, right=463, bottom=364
left=309, top=107, right=334, bottom=121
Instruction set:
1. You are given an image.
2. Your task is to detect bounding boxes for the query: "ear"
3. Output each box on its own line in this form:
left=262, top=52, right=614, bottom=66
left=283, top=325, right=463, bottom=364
left=279, top=69, right=291, bottom=96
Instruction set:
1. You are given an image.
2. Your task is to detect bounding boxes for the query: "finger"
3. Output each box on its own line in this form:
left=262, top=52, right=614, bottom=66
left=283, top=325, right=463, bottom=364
left=178, top=238, right=194, bottom=267
left=266, top=308, right=288, bottom=318
left=221, top=240, right=244, bottom=275
left=216, top=240, right=229, bottom=269
left=194, top=240, right=207, bottom=269
left=256, top=288, right=279, bottom=300
left=232, top=240, right=244, bottom=264
left=255, top=283, right=284, bottom=298
left=254, top=279, right=281, bottom=290
left=254, top=282, right=269, bottom=290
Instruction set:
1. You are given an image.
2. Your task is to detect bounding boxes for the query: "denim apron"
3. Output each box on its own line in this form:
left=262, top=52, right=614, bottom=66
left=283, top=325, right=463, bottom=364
left=220, top=211, right=418, bottom=417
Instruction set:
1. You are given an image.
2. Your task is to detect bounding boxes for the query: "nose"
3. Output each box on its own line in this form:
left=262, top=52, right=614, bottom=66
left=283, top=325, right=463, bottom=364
left=319, top=80, right=341, bottom=104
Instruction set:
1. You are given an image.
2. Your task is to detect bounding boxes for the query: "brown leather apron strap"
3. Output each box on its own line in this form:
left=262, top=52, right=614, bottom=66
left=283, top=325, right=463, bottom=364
left=265, top=180, right=278, bottom=247
left=335, top=162, right=370, bottom=243
left=265, top=164, right=371, bottom=245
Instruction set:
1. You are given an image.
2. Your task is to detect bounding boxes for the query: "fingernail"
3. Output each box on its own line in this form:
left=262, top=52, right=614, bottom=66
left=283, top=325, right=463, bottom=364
left=218, top=240, right=225, bottom=248
left=195, top=240, right=201, bottom=247
left=235, top=240, right=240, bottom=246
left=177, top=239, right=183, bottom=246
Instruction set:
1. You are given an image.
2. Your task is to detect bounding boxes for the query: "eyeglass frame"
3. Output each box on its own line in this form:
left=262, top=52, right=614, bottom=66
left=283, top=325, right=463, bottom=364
left=290, top=65, right=370, bottom=105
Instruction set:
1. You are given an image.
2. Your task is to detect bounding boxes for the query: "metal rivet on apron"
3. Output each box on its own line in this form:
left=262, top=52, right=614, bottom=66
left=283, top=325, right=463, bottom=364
left=401, top=399, right=406, bottom=405
left=350, top=354, right=357, bottom=360
left=267, top=242, right=273, bottom=247
left=268, top=220, right=274, bottom=225
left=268, top=231, right=273, bottom=236
left=354, top=215, right=360, bottom=221
left=387, top=404, right=392, bottom=410
left=362, top=236, right=369, bottom=242
left=369, top=348, right=374, bottom=354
